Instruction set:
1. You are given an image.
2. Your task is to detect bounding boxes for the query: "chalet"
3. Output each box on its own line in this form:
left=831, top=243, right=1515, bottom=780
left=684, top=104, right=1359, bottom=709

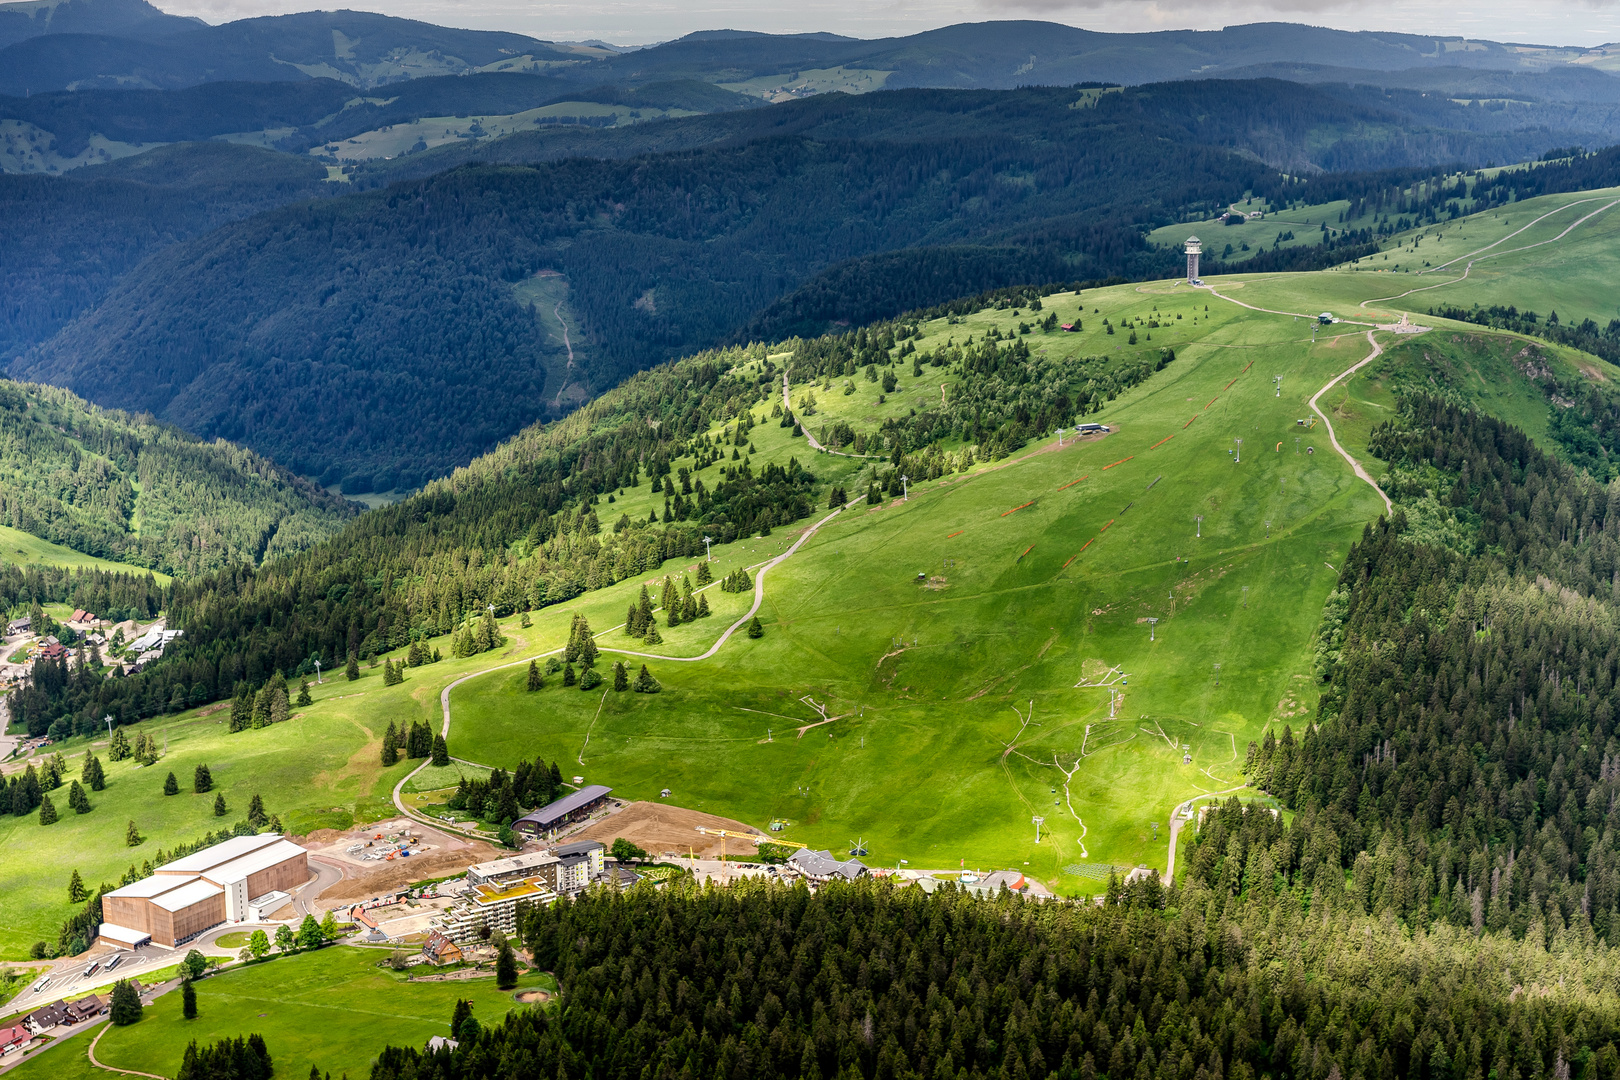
left=64, top=995, right=105, bottom=1023
left=786, top=848, right=868, bottom=882
left=0, top=1022, right=31, bottom=1054
left=423, top=929, right=463, bottom=965
left=6, top=617, right=29, bottom=635
left=23, top=1001, right=70, bottom=1032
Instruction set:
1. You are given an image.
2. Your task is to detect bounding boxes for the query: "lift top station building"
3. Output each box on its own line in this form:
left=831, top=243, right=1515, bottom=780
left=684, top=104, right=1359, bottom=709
left=1185, top=237, right=1202, bottom=284
left=99, top=834, right=309, bottom=947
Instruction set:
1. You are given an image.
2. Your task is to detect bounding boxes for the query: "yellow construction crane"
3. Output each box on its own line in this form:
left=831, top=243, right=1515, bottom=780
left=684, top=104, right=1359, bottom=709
left=695, top=827, right=808, bottom=865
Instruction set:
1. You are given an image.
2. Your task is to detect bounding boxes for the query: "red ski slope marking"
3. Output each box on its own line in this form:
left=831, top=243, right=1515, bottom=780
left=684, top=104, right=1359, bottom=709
left=1149, top=435, right=1175, bottom=450
left=1102, top=456, right=1133, bottom=470
left=1002, top=501, right=1035, bottom=517
left=1057, top=475, right=1089, bottom=492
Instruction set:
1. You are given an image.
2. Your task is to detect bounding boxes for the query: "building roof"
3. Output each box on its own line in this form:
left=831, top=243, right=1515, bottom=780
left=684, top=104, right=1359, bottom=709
left=98, top=923, right=152, bottom=947
left=0, top=1022, right=30, bottom=1045
left=106, top=873, right=202, bottom=899
left=467, top=851, right=558, bottom=879
left=206, top=839, right=306, bottom=885
left=149, top=878, right=224, bottom=912
left=158, top=833, right=284, bottom=875
left=514, top=785, right=612, bottom=829
left=788, top=848, right=867, bottom=881
left=426, top=1035, right=459, bottom=1052
left=26, top=1002, right=68, bottom=1029
left=555, top=840, right=604, bottom=858
left=472, top=877, right=551, bottom=905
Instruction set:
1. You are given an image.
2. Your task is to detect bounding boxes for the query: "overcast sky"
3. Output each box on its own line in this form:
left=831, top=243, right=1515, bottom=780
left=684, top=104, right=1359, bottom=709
left=159, top=0, right=1620, bottom=48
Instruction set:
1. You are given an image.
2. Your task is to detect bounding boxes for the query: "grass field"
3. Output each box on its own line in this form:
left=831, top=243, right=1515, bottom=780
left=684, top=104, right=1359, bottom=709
left=6, top=946, right=553, bottom=1080
left=443, top=279, right=1385, bottom=892
left=8, top=188, right=1614, bottom=947
left=0, top=523, right=169, bottom=580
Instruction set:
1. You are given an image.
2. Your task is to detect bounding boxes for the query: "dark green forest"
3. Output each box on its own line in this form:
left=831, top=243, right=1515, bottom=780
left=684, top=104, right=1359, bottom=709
left=358, top=872, right=1620, bottom=1080
left=0, top=378, right=353, bottom=574
left=0, top=142, right=329, bottom=363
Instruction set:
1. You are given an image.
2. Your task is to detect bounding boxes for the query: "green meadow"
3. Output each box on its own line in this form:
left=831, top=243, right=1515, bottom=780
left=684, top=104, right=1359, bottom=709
left=0, top=523, right=169, bottom=580
left=9, top=180, right=1617, bottom=944
left=7, top=946, right=552, bottom=1079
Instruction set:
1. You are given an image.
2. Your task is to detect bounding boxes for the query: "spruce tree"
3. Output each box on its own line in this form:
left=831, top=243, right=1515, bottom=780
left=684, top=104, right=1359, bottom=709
left=696, top=561, right=712, bottom=586
left=381, top=722, right=399, bottom=767
left=126, top=820, right=141, bottom=846
left=526, top=660, right=542, bottom=691
left=182, top=978, right=197, bottom=1020
left=68, top=868, right=87, bottom=903
left=450, top=998, right=473, bottom=1036
left=248, top=793, right=267, bottom=829
left=580, top=668, right=602, bottom=690
left=269, top=685, right=289, bottom=723
left=109, top=978, right=142, bottom=1025
left=214, top=793, right=227, bottom=817
left=69, top=780, right=90, bottom=814
left=346, top=652, right=360, bottom=681
left=194, top=763, right=212, bottom=793
left=563, top=662, right=577, bottom=687
left=85, top=754, right=106, bottom=791
left=230, top=688, right=252, bottom=733
left=662, top=577, right=680, bottom=626
left=38, top=793, right=56, bottom=825
left=432, top=735, right=450, bottom=767
left=164, top=771, right=179, bottom=795
left=251, top=686, right=271, bottom=729
left=626, top=604, right=640, bottom=636
left=495, top=939, right=518, bottom=990
left=296, top=679, right=312, bottom=707
left=747, top=616, right=764, bottom=638
left=613, top=661, right=629, bottom=692
left=697, top=594, right=711, bottom=618
left=644, top=626, right=662, bottom=646
left=633, top=665, right=662, bottom=694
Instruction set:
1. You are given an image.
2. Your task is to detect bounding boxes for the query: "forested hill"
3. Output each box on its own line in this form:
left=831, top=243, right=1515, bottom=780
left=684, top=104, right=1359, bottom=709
left=0, top=378, right=355, bottom=576
left=11, top=78, right=1559, bottom=490
left=0, top=142, right=330, bottom=364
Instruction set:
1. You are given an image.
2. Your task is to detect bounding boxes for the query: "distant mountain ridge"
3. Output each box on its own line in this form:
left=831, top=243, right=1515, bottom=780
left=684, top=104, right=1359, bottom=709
left=5, top=10, right=1620, bottom=96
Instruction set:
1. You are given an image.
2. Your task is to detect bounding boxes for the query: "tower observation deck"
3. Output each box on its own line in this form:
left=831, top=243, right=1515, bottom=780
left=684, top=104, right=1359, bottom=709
left=1185, top=237, right=1202, bottom=284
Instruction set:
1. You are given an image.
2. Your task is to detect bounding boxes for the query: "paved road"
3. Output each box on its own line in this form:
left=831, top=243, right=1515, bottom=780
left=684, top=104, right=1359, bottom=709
left=1164, top=786, right=1248, bottom=886
left=296, top=856, right=347, bottom=916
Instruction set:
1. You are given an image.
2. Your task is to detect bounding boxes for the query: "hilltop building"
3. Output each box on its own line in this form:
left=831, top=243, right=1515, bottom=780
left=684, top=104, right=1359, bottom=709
left=512, top=785, right=612, bottom=838
left=1185, top=236, right=1202, bottom=284
left=100, top=833, right=307, bottom=947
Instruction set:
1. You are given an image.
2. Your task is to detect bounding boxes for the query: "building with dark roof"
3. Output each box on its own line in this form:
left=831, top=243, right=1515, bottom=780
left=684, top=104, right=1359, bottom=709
left=786, top=848, right=868, bottom=882
left=512, top=785, right=612, bottom=837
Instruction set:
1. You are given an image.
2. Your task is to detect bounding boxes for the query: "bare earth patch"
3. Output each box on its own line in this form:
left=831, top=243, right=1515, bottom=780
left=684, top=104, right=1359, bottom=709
left=569, top=801, right=763, bottom=858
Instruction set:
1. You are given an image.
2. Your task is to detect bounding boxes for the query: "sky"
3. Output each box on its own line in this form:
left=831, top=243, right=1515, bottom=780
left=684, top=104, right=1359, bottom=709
left=156, top=0, right=1620, bottom=48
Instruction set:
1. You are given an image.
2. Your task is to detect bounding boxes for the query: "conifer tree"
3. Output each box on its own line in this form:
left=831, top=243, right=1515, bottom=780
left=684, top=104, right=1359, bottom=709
left=69, top=779, right=90, bottom=814
left=194, top=764, right=212, bottom=793
left=38, top=793, right=57, bottom=825
left=248, top=793, right=267, bottom=829
left=345, top=652, right=360, bottom=681
left=68, top=868, right=87, bottom=903
left=432, top=735, right=449, bottom=767
left=295, top=678, right=312, bottom=707
left=227, top=688, right=249, bottom=733
left=381, top=721, right=399, bottom=767
left=85, top=754, right=105, bottom=791
left=109, top=978, right=141, bottom=1025
left=661, top=576, right=679, bottom=626
left=626, top=603, right=640, bottom=636
left=251, top=686, right=271, bottom=729
left=164, top=770, right=179, bottom=795
left=214, top=793, right=227, bottom=817
left=563, top=662, right=577, bottom=687
left=747, top=615, right=764, bottom=638
left=697, top=594, right=711, bottom=618
left=644, top=626, right=662, bottom=646
left=526, top=660, right=542, bottom=691
left=269, top=685, right=289, bottom=724
left=182, top=977, right=197, bottom=1020
left=126, top=820, right=141, bottom=846
left=633, top=665, right=662, bottom=694
left=613, top=661, right=629, bottom=692
left=696, top=562, right=712, bottom=586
